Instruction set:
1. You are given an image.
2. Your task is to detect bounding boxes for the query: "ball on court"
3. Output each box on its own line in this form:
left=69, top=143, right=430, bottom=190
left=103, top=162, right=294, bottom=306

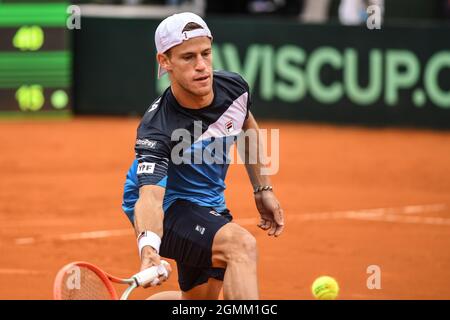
left=311, top=276, right=339, bottom=300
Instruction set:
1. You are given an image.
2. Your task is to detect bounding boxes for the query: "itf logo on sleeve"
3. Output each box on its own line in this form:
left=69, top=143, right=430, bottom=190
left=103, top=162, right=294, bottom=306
left=137, top=162, right=155, bottom=175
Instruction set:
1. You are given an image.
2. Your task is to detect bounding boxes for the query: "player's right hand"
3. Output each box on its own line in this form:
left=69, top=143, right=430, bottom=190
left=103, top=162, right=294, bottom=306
left=139, top=246, right=172, bottom=288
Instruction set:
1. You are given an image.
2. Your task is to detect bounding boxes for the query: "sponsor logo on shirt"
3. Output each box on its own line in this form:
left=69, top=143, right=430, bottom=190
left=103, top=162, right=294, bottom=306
left=136, top=139, right=158, bottom=149
left=137, top=162, right=155, bottom=174
left=225, top=120, right=234, bottom=133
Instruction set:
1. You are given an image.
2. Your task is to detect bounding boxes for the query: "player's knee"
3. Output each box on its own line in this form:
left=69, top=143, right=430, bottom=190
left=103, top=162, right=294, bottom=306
left=222, top=232, right=258, bottom=263
left=213, top=224, right=257, bottom=264
left=235, top=232, right=257, bottom=261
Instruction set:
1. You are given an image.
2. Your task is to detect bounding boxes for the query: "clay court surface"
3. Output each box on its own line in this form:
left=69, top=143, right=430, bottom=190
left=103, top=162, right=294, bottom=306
left=0, top=117, right=449, bottom=299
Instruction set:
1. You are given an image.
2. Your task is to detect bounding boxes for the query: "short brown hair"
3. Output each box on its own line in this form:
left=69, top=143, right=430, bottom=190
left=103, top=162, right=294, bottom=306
left=182, top=22, right=203, bottom=33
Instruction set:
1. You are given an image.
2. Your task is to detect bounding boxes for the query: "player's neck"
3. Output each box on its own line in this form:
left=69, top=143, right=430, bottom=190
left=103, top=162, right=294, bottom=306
left=170, top=85, right=214, bottom=110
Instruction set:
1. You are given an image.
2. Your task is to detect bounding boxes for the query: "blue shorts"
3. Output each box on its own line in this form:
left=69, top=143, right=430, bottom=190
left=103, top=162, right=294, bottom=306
left=125, top=199, right=232, bottom=292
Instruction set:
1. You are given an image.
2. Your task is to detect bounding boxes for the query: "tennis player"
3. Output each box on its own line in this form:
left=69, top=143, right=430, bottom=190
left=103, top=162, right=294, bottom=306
left=122, top=12, right=284, bottom=300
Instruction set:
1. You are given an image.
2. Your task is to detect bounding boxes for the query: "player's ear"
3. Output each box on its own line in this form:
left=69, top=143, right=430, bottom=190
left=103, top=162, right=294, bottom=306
left=157, top=52, right=172, bottom=72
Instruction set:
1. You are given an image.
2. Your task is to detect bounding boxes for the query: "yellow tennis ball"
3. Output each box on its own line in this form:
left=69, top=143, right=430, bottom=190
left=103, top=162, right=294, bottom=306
left=311, top=276, right=339, bottom=300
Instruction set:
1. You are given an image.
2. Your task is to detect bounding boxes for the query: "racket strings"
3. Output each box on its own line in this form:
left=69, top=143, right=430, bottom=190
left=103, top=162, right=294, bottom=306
left=59, top=266, right=114, bottom=300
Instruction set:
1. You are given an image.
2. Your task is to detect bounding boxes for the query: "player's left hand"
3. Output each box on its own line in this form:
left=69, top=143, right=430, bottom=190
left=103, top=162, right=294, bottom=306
left=254, top=191, right=285, bottom=237
left=139, top=246, right=172, bottom=288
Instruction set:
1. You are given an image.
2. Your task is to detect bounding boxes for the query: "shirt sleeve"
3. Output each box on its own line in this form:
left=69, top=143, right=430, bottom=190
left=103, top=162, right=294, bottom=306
left=134, top=124, right=171, bottom=188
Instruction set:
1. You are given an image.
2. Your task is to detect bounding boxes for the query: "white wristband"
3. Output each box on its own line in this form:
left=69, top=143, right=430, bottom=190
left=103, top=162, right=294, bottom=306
left=137, top=231, right=161, bottom=258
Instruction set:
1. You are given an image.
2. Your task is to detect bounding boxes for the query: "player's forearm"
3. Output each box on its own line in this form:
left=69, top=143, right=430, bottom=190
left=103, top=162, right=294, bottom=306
left=243, top=134, right=273, bottom=188
left=242, top=112, right=273, bottom=189
left=133, top=190, right=164, bottom=238
left=244, top=162, right=272, bottom=189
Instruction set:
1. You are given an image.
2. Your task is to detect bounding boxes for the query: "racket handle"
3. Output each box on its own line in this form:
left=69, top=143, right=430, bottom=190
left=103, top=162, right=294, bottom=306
left=133, top=260, right=169, bottom=287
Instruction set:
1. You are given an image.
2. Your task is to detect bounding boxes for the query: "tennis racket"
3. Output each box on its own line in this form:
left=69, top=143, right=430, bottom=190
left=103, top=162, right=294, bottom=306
left=53, top=260, right=170, bottom=300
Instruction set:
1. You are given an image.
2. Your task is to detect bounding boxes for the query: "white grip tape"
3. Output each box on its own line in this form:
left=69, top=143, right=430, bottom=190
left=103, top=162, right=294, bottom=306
left=133, top=260, right=169, bottom=287
left=137, top=231, right=161, bottom=257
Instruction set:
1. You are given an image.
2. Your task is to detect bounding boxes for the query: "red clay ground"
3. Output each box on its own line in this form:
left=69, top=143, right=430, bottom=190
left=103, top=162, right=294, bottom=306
left=0, top=117, right=449, bottom=299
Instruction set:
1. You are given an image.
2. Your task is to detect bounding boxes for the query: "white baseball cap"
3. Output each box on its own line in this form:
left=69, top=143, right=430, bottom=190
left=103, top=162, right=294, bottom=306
left=155, top=12, right=213, bottom=78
